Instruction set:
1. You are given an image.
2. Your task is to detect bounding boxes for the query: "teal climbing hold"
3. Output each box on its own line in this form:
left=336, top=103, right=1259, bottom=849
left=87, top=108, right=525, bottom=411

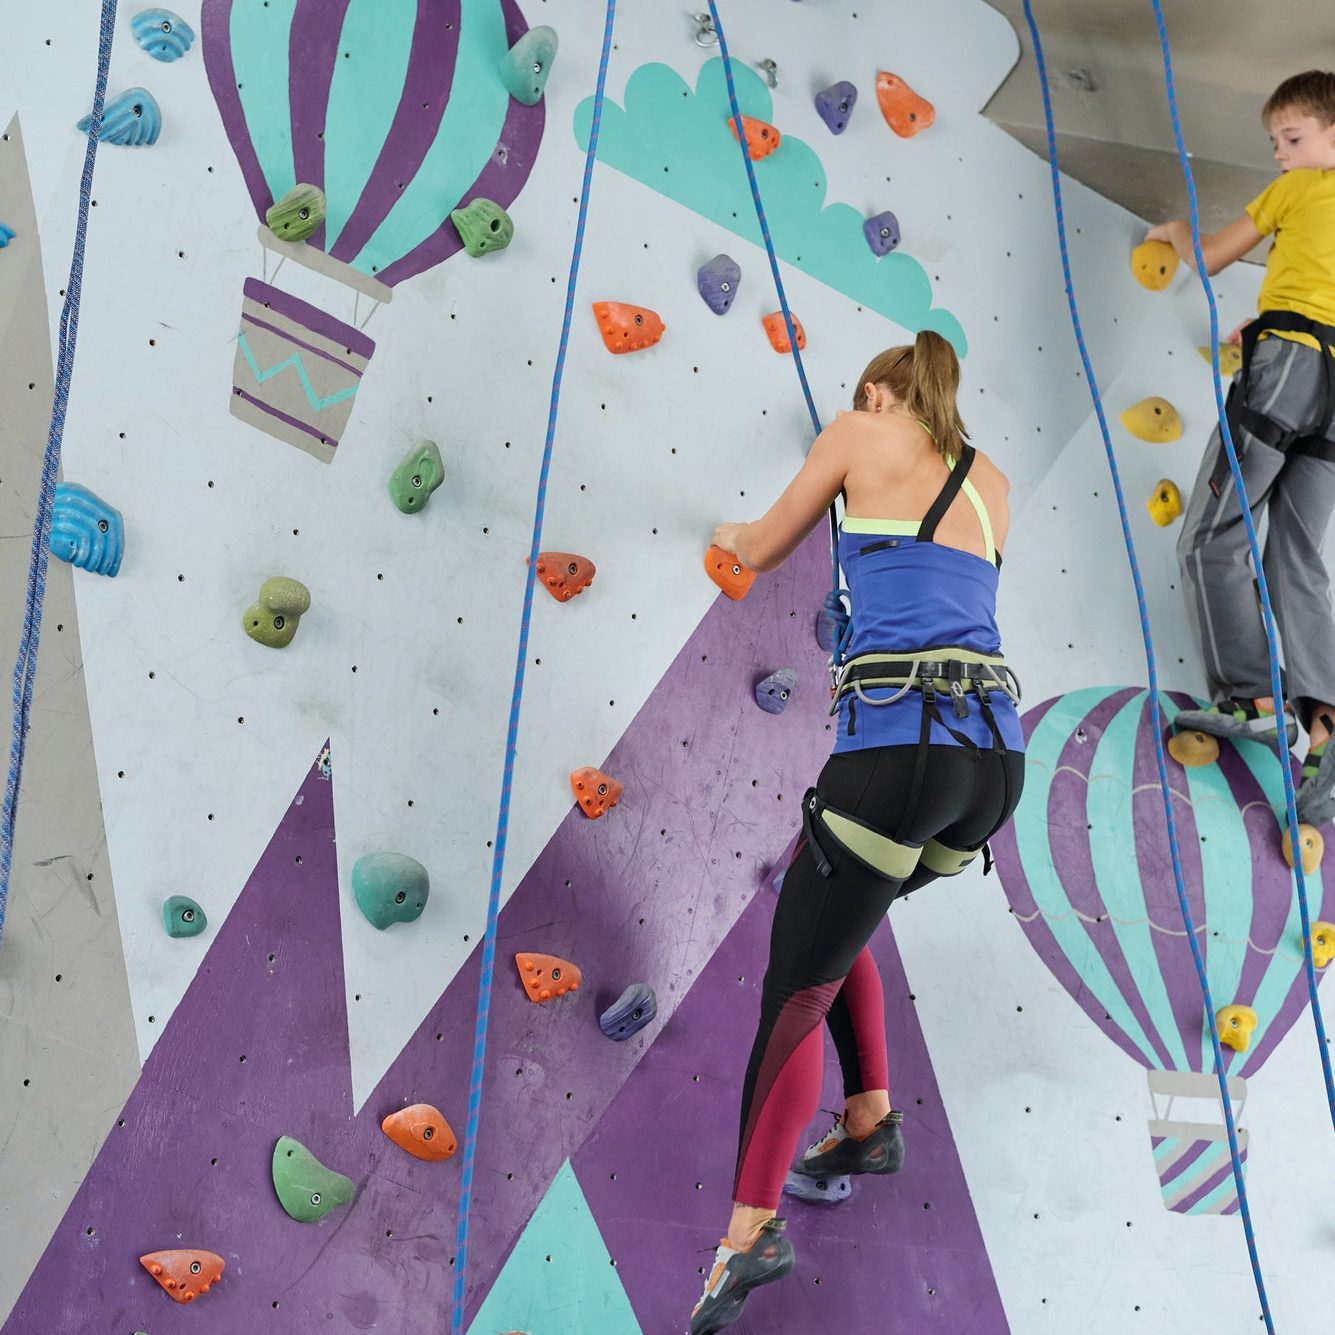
left=271, top=1136, right=355, bottom=1223
left=266, top=184, right=326, bottom=243
left=388, top=440, right=444, bottom=513
left=162, top=895, right=207, bottom=938
left=351, top=853, right=429, bottom=930
left=499, top=25, right=558, bottom=105
left=450, top=198, right=513, bottom=257
left=0, top=222, right=15, bottom=248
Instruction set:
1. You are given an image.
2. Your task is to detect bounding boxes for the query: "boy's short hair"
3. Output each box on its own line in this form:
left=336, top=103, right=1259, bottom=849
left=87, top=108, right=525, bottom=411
left=1262, top=70, right=1335, bottom=126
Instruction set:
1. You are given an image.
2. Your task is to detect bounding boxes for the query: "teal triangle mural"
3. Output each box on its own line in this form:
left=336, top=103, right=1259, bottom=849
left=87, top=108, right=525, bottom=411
left=467, top=1160, right=641, bottom=1335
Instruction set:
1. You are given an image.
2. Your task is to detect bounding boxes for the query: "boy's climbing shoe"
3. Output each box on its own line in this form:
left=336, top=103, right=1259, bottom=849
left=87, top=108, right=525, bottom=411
left=689, top=1217, right=795, bottom=1335
left=1297, top=738, right=1335, bottom=825
left=793, top=1107, right=904, bottom=1178
left=1172, top=699, right=1298, bottom=747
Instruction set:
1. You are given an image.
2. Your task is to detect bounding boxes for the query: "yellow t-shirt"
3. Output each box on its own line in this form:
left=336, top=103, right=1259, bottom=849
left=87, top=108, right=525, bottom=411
left=1245, top=168, right=1335, bottom=353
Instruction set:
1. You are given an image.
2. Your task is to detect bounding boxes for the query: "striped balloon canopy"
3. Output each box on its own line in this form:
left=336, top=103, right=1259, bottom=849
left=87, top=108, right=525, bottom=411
left=201, top=0, right=545, bottom=288
left=991, top=686, right=1334, bottom=1079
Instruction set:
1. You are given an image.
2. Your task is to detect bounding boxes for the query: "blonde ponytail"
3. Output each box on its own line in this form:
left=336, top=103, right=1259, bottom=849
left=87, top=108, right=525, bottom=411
left=852, top=331, right=969, bottom=462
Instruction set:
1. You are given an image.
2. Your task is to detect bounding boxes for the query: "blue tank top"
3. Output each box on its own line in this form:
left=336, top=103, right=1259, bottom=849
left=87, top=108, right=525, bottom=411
left=831, top=445, right=1023, bottom=753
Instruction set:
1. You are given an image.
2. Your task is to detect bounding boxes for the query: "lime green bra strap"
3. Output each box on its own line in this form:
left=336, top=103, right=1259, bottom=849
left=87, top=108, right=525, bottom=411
left=945, top=453, right=996, bottom=565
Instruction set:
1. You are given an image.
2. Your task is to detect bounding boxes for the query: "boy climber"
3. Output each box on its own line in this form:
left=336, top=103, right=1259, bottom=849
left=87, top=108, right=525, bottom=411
left=1147, top=70, right=1335, bottom=822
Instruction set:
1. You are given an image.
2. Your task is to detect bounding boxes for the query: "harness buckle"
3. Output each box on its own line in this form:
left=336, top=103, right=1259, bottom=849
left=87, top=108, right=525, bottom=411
left=947, top=661, right=968, bottom=719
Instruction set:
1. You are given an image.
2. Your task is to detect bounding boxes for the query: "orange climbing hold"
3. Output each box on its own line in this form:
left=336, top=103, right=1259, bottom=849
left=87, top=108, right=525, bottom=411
left=381, top=1103, right=458, bottom=1162
left=534, top=552, right=596, bottom=602
left=762, top=311, right=806, bottom=354
left=140, top=1249, right=225, bottom=1304
left=515, top=951, right=582, bottom=1003
left=875, top=72, right=934, bottom=137
left=592, top=301, right=665, bottom=354
left=727, top=114, right=781, bottom=160
left=570, top=766, right=622, bottom=818
left=704, top=545, right=757, bottom=601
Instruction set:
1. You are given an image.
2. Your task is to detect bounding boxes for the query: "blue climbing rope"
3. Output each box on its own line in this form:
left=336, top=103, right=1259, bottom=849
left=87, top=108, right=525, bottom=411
left=1148, top=0, right=1335, bottom=1137
left=704, top=0, right=852, bottom=666
left=0, top=0, right=119, bottom=952
left=449, top=3, right=618, bottom=1331
left=1020, top=4, right=1274, bottom=1328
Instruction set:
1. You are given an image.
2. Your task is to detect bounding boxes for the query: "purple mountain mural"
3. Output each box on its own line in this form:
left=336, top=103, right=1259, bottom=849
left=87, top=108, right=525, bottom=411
left=4, top=530, right=1006, bottom=1333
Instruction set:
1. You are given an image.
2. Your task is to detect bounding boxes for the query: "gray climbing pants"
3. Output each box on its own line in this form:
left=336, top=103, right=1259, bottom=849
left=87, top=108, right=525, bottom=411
left=1178, top=335, right=1335, bottom=724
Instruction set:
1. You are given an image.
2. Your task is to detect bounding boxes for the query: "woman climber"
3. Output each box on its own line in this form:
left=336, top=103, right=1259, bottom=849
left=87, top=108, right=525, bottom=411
left=688, top=330, right=1026, bottom=1334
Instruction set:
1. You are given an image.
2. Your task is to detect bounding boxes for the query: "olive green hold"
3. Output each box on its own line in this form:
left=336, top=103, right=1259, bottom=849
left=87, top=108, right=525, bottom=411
left=243, top=576, right=311, bottom=649
left=162, top=895, right=207, bottom=939
left=450, top=198, right=513, bottom=258
left=499, top=25, right=558, bottom=105
left=352, top=852, right=429, bottom=930
left=265, top=183, right=326, bottom=242
left=272, top=1136, right=356, bottom=1223
left=389, top=440, right=445, bottom=514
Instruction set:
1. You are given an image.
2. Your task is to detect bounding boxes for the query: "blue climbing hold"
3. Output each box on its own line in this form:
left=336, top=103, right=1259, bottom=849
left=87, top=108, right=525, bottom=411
left=599, top=983, right=657, bottom=1040
left=0, top=223, right=15, bottom=248
left=755, top=668, right=797, bottom=715
left=782, top=1169, right=853, bottom=1205
left=814, top=81, right=858, bottom=135
left=132, top=9, right=194, bottom=61
left=697, top=254, right=741, bottom=315
left=50, top=483, right=124, bottom=577
left=77, top=88, right=162, bottom=146
left=863, top=210, right=901, bottom=257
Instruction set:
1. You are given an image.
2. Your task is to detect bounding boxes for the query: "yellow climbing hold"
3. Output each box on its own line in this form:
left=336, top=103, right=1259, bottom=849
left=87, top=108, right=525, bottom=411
left=1131, top=240, right=1178, bottom=291
left=1120, top=396, right=1182, bottom=443
left=1216, top=1004, right=1258, bottom=1053
left=1146, top=480, right=1183, bottom=527
left=1309, top=921, right=1335, bottom=969
left=1282, top=824, right=1324, bottom=875
left=1198, top=343, right=1243, bottom=378
left=1167, top=730, right=1219, bottom=768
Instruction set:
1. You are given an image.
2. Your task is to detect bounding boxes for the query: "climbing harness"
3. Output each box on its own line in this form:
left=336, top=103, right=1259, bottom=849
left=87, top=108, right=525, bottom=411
left=449, top=3, right=619, bottom=1333
left=704, top=0, right=850, bottom=675
left=1024, top=3, right=1279, bottom=1328
left=1146, top=0, right=1335, bottom=1147
left=1207, top=308, right=1335, bottom=495
left=0, top=0, right=119, bottom=953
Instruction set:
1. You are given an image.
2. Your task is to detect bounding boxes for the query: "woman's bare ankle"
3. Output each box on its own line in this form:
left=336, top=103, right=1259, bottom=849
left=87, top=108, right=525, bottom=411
left=726, top=1204, right=774, bottom=1251
left=843, top=1089, right=892, bottom=1137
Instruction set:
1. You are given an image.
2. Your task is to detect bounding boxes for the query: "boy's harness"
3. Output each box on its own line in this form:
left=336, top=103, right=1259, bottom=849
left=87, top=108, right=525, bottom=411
left=1209, top=309, right=1335, bottom=496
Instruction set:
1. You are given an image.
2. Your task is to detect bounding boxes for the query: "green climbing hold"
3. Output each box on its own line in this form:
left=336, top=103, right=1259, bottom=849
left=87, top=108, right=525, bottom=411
left=242, top=576, right=311, bottom=649
left=389, top=440, right=445, bottom=514
left=351, top=852, right=430, bottom=930
left=498, top=25, right=558, bottom=105
left=450, top=198, right=513, bottom=257
left=162, top=895, right=207, bottom=939
left=271, top=1136, right=355, bottom=1223
left=265, top=184, right=327, bottom=242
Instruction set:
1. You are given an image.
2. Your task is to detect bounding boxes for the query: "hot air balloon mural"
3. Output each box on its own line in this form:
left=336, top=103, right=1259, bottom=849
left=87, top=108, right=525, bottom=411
left=201, top=1, right=546, bottom=462
left=991, top=687, right=1334, bottom=1216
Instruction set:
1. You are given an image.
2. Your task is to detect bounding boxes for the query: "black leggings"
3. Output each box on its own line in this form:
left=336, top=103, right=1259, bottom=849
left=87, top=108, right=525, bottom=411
left=732, top=743, right=1026, bottom=1208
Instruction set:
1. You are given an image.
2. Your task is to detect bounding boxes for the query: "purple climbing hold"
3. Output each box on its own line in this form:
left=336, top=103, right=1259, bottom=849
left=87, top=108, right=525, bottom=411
left=783, top=1169, right=853, bottom=1205
left=697, top=253, right=741, bottom=315
left=863, top=211, right=901, bottom=257
left=599, top=982, right=657, bottom=1041
left=755, top=667, right=797, bottom=715
left=814, top=81, right=858, bottom=135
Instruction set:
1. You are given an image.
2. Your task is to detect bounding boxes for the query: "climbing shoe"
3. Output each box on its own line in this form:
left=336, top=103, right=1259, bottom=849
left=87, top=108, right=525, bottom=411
left=1172, top=699, right=1298, bottom=747
left=793, top=1107, right=904, bottom=1178
left=689, top=1217, right=795, bottom=1335
left=1298, top=737, right=1335, bottom=825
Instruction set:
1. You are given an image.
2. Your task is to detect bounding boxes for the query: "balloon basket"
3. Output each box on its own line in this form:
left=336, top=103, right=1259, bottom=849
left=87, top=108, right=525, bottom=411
left=231, top=277, right=376, bottom=464
left=1146, top=1070, right=1248, bottom=1216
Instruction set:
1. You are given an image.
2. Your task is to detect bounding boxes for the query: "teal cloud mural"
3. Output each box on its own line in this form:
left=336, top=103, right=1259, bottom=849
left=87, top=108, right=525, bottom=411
left=574, top=59, right=966, bottom=353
